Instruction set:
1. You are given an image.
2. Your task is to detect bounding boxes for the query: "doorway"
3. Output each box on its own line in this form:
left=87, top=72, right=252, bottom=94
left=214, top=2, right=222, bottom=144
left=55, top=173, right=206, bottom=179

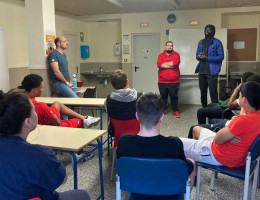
left=132, top=34, right=160, bottom=93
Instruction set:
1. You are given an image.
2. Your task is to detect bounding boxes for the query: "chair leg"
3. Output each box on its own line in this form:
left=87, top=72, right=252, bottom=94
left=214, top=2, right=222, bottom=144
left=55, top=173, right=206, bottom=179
left=210, top=171, right=215, bottom=191
left=110, top=149, right=116, bottom=180
left=243, top=155, right=251, bottom=200
left=252, top=158, right=259, bottom=200
left=116, top=175, right=121, bottom=200
left=185, top=179, right=191, bottom=200
left=196, top=166, right=201, bottom=200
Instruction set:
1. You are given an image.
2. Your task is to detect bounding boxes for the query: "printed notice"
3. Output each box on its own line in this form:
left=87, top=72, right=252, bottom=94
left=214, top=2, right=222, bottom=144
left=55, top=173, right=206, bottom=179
left=233, top=41, right=245, bottom=50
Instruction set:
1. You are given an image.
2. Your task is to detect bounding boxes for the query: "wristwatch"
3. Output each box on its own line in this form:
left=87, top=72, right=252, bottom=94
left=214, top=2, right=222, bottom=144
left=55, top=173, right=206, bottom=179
left=66, top=81, right=69, bottom=85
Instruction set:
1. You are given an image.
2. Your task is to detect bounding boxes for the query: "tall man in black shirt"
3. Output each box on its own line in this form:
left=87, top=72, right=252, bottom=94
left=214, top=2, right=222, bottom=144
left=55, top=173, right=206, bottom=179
left=117, top=93, right=196, bottom=199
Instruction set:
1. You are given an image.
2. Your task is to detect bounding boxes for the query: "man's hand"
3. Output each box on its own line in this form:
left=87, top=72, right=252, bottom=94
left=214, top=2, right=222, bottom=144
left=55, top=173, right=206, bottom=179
left=67, top=82, right=73, bottom=88
left=229, top=136, right=241, bottom=144
left=198, top=52, right=207, bottom=60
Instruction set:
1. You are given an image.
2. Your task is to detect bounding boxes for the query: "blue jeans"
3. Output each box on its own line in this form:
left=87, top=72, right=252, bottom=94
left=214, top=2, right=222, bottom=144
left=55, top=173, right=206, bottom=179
left=53, top=82, right=78, bottom=98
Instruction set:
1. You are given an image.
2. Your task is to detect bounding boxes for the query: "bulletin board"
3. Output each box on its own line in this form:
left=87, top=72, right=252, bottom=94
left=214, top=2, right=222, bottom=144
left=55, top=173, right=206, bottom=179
left=227, top=28, right=257, bottom=61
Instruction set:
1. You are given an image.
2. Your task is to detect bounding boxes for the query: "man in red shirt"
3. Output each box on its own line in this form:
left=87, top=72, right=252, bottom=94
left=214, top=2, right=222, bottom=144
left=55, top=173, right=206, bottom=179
left=21, top=74, right=100, bottom=128
left=181, top=81, right=260, bottom=167
left=157, top=41, right=181, bottom=118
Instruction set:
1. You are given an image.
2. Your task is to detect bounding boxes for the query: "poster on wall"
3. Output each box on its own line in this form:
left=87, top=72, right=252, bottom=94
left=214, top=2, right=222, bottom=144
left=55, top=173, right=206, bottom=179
left=45, top=33, right=56, bottom=55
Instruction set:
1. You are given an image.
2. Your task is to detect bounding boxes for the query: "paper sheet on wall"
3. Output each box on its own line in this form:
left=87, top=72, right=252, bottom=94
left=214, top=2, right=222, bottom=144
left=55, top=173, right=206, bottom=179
left=233, top=41, right=245, bottom=49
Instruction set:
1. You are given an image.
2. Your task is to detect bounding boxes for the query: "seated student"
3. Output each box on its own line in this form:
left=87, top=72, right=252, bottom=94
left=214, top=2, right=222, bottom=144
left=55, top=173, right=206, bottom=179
left=196, top=72, right=254, bottom=124
left=181, top=81, right=260, bottom=167
left=0, top=90, right=90, bottom=200
left=188, top=74, right=260, bottom=138
left=117, top=93, right=196, bottom=199
left=21, top=74, right=100, bottom=128
left=105, top=69, right=143, bottom=136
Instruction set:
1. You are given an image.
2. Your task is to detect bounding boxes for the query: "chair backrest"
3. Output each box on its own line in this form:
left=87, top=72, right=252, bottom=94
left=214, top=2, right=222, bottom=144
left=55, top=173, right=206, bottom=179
left=249, top=135, right=260, bottom=161
left=83, top=87, right=96, bottom=98
left=111, top=118, right=140, bottom=148
left=117, top=157, right=189, bottom=196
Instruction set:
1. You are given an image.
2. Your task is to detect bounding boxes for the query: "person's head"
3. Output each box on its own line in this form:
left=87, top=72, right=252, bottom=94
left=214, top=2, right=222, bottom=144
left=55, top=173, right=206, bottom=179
left=55, top=36, right=68, bottom=50
left=0, top=90, right=37, bottom=137
left=136, top=93, right=164, bottom=130
left=22, top=74, right=43, bottom=97
left=241, top=72, right=254, bottom=83
left=165, top=41, right=173, bottom=54
left=110, top=69, right=128, bottom=90
left=246, top=74, right=260, bottom=83
left=240, top=81, right=260, bottom=111
left=204, top=24, right=215, bottom=38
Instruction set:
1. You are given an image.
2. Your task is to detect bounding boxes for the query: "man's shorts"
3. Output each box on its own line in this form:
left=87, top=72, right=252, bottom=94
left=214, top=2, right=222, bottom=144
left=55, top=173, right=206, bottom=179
left=50, top=106, right=82, bottom=128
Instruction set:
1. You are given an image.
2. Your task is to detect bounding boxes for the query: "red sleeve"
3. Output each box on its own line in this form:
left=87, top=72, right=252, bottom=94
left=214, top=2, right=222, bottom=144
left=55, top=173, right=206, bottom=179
left=39, top=102, right=55, bottom=121
left=172, top=52, right=180, bottom=66
left=157, top=53, right=164, bottom=68
left=227, top=115, right=245, bottom=136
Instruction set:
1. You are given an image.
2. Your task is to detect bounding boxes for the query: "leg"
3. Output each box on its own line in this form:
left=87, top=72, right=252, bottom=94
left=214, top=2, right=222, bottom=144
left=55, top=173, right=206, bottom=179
left=199, top=74, right=208, bottom=107
left=186, top=158, right=197, bottom=190
left=197, top=107, right=224, bottom=124
left=53, top=82, right=79, bottom=98
left=168, top=82, right=180, bottom=112
left=52, top=101, right=85, bottom=120
left=158, top=83, right=169, bottom=110
left=192, top=126, right=204, bottom=140
left=208, top=75, right=218, bottom=103
left=58, top=189, right=90, bottom=200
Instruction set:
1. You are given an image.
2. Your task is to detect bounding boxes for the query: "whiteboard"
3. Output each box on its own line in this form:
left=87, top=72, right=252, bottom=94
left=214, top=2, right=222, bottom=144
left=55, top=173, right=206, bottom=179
left=169, top=29, right=227, bottom=75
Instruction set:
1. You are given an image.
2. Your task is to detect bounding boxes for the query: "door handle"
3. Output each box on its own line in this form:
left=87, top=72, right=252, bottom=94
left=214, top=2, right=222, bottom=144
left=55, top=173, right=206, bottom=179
left=135, top=66, right=140, bottom=72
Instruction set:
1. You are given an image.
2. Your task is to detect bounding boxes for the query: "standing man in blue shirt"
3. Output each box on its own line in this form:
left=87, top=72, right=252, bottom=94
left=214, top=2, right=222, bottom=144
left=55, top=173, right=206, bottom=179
left=48, top=36, right=78, bottom=98
left=195, top=25, right=224, bottom=107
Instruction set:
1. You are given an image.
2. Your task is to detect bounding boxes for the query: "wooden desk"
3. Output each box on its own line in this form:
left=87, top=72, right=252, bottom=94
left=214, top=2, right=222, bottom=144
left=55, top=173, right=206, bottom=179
left=35, top=97, right=106, bottom=129
left=27, top=125, right=106, bottom=200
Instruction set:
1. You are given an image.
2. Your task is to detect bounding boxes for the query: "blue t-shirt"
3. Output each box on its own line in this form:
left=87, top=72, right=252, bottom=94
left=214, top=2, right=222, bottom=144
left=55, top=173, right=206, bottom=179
left=0, top=136, right=66, bottom=200
left=48, top=50, right=70, bottom=84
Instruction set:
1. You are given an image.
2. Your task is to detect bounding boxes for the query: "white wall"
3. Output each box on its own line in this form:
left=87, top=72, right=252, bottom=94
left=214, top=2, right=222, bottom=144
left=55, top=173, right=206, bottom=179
left=86, top=21, right=121, bottom=62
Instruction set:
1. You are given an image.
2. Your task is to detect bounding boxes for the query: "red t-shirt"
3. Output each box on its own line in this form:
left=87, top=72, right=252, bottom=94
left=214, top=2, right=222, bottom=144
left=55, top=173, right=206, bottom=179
left=30, top=98, right=55, bottom=125
left=157, top=50, right=180, bottom=83
left=211, top=111, right=260, bottom=167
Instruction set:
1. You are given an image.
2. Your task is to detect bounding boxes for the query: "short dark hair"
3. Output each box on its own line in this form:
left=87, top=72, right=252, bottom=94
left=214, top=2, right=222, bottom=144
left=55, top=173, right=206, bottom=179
left=242, top=72, right=254, bottom=83
left=240, top=82, right=260, bottom=110
left=54, top=36, right=61, bottom=46
left=110, top=69, right=127, bottom=89
left=22, top=74, right=43, bottom=92
left=247, top=74, right=260, bottom=83
left=165, top=41, right=173, bottom=46
left=136, top=93, right=164, bottom=129
left=0, top=90, right=32, bottom=136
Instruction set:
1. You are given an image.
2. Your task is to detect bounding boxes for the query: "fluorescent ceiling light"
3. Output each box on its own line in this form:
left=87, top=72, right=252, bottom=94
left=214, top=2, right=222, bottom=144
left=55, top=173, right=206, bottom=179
left=106, top=0, right=123, bottom=7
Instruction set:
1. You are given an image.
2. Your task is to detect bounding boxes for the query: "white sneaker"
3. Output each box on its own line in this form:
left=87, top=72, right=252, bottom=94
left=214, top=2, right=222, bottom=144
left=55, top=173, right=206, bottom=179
left=84, top=116, right=101, bottom=128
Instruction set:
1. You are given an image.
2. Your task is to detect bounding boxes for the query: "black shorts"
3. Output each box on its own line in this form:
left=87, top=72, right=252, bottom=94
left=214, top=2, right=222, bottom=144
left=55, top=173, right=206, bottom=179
left=186, top=159, right=194, bottom=176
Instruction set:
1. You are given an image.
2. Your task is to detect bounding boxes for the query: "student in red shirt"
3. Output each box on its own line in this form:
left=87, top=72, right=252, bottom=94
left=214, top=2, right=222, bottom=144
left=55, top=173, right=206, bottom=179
left=157, top=41, right=181, bottom=118
left=21, top=74, right=100, bottom=128
left=181, top=81, right=260, bottom=168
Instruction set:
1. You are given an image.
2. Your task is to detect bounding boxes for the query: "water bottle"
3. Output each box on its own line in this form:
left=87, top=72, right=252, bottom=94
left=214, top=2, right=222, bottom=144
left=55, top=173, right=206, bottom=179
left=73, top=74, right=77, bottom=88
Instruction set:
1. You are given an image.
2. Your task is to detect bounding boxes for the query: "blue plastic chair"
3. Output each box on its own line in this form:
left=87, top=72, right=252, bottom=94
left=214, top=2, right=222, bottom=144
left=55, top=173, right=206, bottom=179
left=196, top=135, right=260, bottom=200
left=116, top=157, right=191, bottom=200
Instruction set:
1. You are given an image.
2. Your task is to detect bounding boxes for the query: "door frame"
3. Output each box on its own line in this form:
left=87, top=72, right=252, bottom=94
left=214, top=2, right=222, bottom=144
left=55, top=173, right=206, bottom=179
left=63, top=31, right=80, bottom=75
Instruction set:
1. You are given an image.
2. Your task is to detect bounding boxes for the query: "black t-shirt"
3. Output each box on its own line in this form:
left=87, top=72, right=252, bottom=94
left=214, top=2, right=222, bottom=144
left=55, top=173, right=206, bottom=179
left=117, top=134, right=186, bottom=160
left=199, top=39, right=211, bottom=75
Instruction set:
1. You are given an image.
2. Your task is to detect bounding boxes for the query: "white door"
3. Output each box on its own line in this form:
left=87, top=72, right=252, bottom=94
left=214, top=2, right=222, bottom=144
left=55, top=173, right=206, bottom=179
left=133, top=34, right=160, bottom=93
left=63, top=33, right=79, bottom=78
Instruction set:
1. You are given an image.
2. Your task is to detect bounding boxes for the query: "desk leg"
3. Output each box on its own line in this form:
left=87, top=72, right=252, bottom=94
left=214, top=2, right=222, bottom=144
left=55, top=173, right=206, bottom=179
left=258, top=164, right=260, bottom=188
left=97, top=139, right=104, bottom=200
left=69, top=152, right=78, bottom=189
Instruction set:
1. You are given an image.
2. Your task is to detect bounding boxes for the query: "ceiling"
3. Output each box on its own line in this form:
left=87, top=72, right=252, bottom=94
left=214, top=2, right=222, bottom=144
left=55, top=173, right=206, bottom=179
left=52, top=0, right=260, bottom=17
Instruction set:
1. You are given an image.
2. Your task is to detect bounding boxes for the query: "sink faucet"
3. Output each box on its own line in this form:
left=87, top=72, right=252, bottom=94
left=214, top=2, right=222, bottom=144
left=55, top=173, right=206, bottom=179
left=99, top=66, right=103, bottom=73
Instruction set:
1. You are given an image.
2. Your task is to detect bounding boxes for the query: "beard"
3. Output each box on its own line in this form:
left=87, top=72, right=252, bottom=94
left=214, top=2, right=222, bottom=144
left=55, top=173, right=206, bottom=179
left=166, top=50, right=173, bottom=54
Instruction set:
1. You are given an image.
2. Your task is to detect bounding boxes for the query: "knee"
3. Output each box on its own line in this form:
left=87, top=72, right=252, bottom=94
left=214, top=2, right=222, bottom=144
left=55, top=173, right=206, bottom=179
left=192, top=126, right=201, bottom=140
